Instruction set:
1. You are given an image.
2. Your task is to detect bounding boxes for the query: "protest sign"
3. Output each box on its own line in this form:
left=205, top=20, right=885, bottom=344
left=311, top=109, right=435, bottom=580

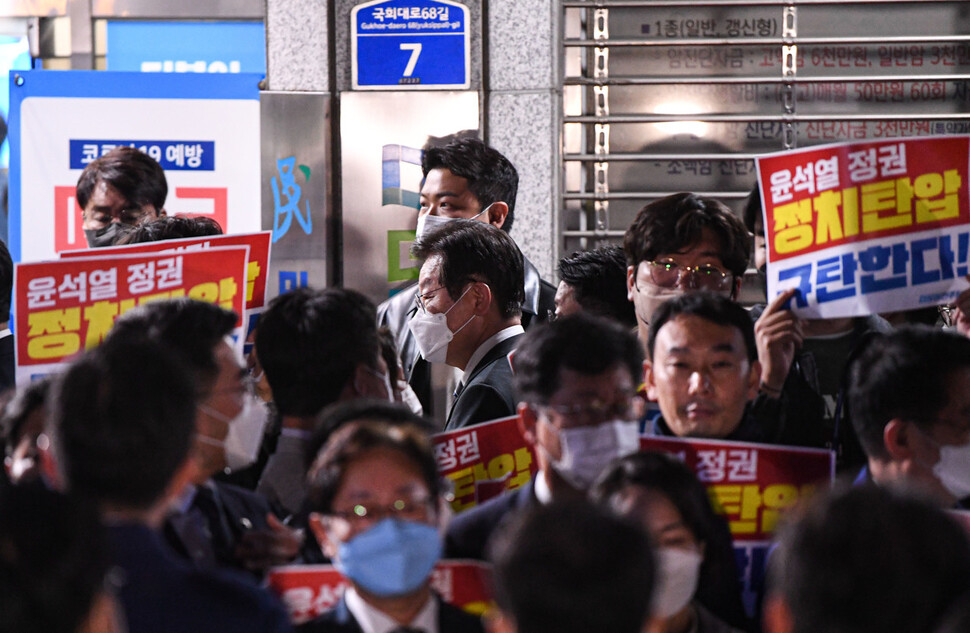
left=14, top=247, right=248, bottom=382
left=756, top=136, right=970, bottom=317
left=267, top=561, right=492, bottom=624
left=433, top=415, right=537, bottom=513
left=61, top=231, right=271, bottom=337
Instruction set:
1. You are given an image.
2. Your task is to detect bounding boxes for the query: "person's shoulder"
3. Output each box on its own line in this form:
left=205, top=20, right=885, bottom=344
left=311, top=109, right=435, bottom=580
left=185, top=566, right=294, bottom=632
left=295, top=597, right=358, bottom=633
left=377, top=283, right=418, bottom=324
left=444, top=480, right=535, bottom=560
left=438, top=598, right=486, bottom=633
left=693, top=602, right=746, bottom=633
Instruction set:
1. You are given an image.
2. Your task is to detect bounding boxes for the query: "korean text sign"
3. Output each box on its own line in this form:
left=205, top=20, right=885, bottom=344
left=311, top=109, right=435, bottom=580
left=267, top=561, right=492, bottom=624
left=433, top=416, right=537, bottom=513
left=14, top=247, right=248, bottom=383
left=640, top=436, right=834, bottom=542
left=756, top=136, right=970, bottom=317
left=60, top=232, right=272, bottom=314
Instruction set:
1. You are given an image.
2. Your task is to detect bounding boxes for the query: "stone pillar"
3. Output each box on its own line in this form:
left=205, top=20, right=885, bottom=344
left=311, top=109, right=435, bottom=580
left=265, top=0, right=330, bottom=91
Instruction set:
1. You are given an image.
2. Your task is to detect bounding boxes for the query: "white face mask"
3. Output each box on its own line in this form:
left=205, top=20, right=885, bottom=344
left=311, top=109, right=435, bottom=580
left=415, top=205, right=489, bottom=240
left=543, top=418, right=641, bottom=490
left=398, top=380, right=425, bottom=415
left=651, top=547, right=703, bottom=618
left=358, top=365, right=394, bottom=403
left=933, top=442, right=970, bottom=500
left=408, top=286, right=476, bottom=365
left=198, top=394, right=269, bottom=472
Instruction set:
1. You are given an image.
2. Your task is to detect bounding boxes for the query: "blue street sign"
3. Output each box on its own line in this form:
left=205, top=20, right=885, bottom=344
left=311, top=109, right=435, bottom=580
left=352, top=0, right=469, bottom=90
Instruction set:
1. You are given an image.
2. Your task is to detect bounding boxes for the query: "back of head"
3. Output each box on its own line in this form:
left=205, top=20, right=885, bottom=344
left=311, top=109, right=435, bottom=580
left=557, top=246, right=636, bottom=327
left=107, top=298, right=237, bottom=392
left=647, top=291, right=757, bottom=362
left=75, top=146, right=168, bottom=212
left=255, top=287, right=380, bottom=418
left=849, top=326, right=970, bottom=460
left=412, top=219, right=525, bottom=319
left=623, top=192, right=750, bottom=277
left=768, top=485, right=970, bottom=633
left=49, top=337, right=196, bottom=510
left=0, top=486, right=107, bottom=633
left=488, top=499, right=655, bottom=633
left=113, top=215, right=223, bottom=245
left=422, top=137, right=518, bottom=233
left=514, top=312, right=642, bottom=404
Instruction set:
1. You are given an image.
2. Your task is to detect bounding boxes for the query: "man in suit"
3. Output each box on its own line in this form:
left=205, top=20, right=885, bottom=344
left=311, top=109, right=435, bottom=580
left=107, top=298, right=301, bottom=575
left=444, top=313, right=643, bottom=559
left=44, top=336, right=292, bottom=633
left=377, top=137, right=554, bottom=418
left=410, top=220, right=525, bottom=431
left=300, top=407, right=484, bottom=633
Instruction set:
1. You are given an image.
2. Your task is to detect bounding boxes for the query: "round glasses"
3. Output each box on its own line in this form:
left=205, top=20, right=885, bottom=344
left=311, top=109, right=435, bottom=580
left=640, top=259, right=732, bottom=293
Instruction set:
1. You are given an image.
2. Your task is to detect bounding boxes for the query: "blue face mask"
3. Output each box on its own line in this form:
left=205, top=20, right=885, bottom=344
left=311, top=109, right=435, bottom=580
left=335, top=518, right=442, bottom=597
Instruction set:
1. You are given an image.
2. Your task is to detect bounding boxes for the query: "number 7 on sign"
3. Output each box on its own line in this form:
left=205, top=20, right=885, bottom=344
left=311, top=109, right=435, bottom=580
left=400, top=43, right=422, bottom=77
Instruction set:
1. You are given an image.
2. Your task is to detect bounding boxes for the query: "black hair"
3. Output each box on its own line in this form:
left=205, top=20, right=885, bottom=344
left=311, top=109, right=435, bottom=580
left=304, top=399, right=436, bottom=467
left=768, top=484, right=970, bottom=633
left=306, top=417, right=441, bottom=514
left=75, top=146, right=168, bottom=212
left=647, top=292, right=757, bottom=362
left=742, top=181, right=763, bottom=235
left=623, top=192, right=751, bottom=278
left=50, top=337, right=196, bottom=509
left=255, top=287, right=380, bottom=418
left=1, top=378, right=51, bottom=459
left=412, top=219, right=524, bottom=319
left=557, top=246, right=636, bottom=327
left=0, top=239, right=11, bottom=324
left=108, top=298, right=238, bottom=394
left=114, top=215, right=223, bottom=245
left=849, top=326, right=970, bottom=461
left=0, top=486, right=108, bottom=633
left=488, top=499, right=655, bottom=633
left=422, top=137, right=519, bottom=233
left=513, top=312, right=643, bottom=404
left=591, top=451, right=749, bottom=630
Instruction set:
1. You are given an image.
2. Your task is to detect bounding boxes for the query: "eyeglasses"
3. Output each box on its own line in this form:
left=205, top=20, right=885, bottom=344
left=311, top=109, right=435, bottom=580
left=539, top=392, right=644, bottom=428
left=638, top=260, right=732, bottom=293
left=416, top=286, right=447, bottom=312
left=939, top=304, right=956, bottom=327
left=329, top=497, right=434, bottom=525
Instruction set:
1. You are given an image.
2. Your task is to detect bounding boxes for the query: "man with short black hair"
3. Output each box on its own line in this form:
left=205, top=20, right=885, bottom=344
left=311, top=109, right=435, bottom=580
left=255, top=287, right=392, bottom=515
left=411, top=220, right=525, bottom=431
left=444, top=312, right=643, bottom=559
left=487, top=500, right=655, bottom=633
left=75, top=146, right=167, bottom=247
left=764, top=485, right=970, bottom=633
left=848, top=326, right=970, bottom=508
left=555, top=246, right=635, bottom=327
left=624, top=192, right=750, bottom=345
left=645, top=292, right=769, bottom=442
left=114, top=215, right=223, bottom=244
left=46, top=337, right=292, bottom=633
left=378, top=137, right=555, bottom=417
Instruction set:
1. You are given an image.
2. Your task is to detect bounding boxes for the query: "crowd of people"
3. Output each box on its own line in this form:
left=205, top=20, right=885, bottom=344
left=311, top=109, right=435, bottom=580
left=2, top=138, right=970, bottom=633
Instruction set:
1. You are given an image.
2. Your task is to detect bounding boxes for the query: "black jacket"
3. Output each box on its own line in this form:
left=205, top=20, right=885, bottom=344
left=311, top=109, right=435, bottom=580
left=377, top=255, right=554, bottom=416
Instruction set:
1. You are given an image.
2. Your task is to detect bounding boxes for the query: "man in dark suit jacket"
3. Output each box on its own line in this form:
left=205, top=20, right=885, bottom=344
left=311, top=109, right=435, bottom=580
left=445, top=313, right=644, bottom=559
left=45, top=336, right=292, bottom=633
left=298, top=592, right=483, bottom=633
left=108, top=299, right=301, bottom=575
left=377, top=137, right=554, bottom=419
left=410, top=220, right=526, bottom=431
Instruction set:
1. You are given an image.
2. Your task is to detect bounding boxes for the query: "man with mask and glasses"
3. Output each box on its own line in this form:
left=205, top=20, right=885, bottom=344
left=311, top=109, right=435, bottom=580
left=445, top=312, right=644, bottom=560
left=378, top=137, right=555, bottom=418
left=108, top=299, right=301, bottom=576
left=302, top=414, right=484, bottom=633
left=411, top=219, right=526, bottom=431
left=76, top=146, right=168, bottom=247
left=849, top=326, right=970, bottom=509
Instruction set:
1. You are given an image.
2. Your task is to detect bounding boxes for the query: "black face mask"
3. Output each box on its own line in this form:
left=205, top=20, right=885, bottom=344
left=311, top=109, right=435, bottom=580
left=83, top=222, right=127, bottom=248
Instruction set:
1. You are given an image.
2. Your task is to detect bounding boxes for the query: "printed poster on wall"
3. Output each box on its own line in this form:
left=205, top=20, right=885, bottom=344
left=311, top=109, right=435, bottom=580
left=756, top=135, right=970, bottom=318
left=8, top=70, right=262, bottom=263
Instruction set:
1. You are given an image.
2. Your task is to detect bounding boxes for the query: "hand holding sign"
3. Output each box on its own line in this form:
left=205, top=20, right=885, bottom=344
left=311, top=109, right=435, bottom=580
left=754, top=288, right=804, bottom=395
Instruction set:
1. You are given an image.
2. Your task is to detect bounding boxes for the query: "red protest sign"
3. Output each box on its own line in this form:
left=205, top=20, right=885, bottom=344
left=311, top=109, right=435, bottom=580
left=433, top=416, right=537, bottom=513
left=14, top=247, right=248, bottom=382
left=757, top=136, right=970, bottom=263
left=640, top=436, right=834, bottom=542
left=266, top=561, right=493, bottom=624
left=61, top=231, right=271, bottom=312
